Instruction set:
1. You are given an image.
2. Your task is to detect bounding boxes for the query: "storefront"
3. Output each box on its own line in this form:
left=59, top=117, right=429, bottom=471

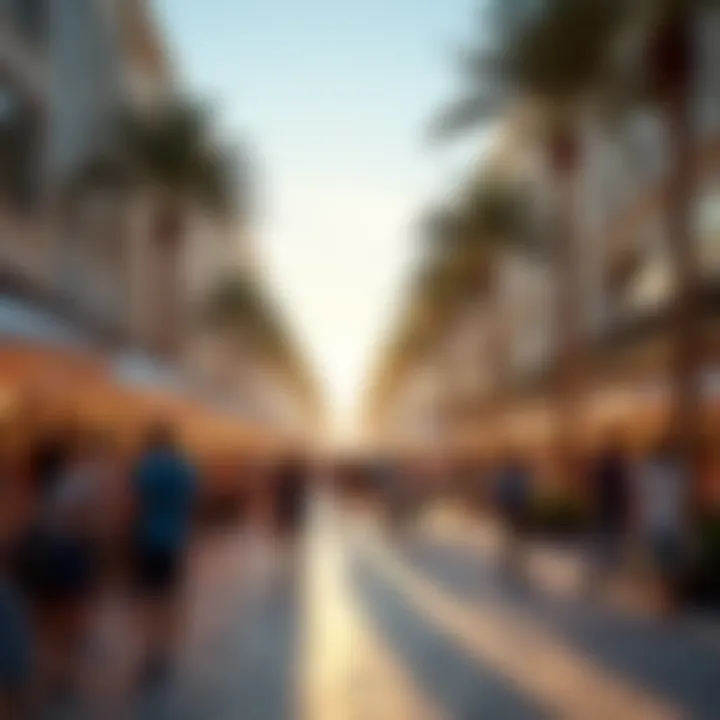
left=0, top=296, right=286, bottom=479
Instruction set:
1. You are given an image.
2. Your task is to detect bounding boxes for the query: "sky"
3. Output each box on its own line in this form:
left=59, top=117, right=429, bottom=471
left=155, top=0, right=480, bottom=435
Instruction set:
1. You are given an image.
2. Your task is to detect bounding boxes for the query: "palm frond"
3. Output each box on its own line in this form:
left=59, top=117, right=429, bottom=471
left=204, top=274, right=319, bottom=407
left=433, top=0, right=630, bottom=141
left=430, top=92, right=506, bottom=141
left=120, top=98, right=242, bottom=216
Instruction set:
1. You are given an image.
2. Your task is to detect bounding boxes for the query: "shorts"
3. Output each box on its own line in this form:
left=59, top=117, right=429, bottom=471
left=133, top=545, right=182, bottom=596
left=13, top=530, right=98, bottom=605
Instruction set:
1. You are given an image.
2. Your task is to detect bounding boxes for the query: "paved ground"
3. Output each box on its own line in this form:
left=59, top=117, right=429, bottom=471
left=316, top=504, right=720, bottom=718
left=408, top=541, right=720, bottom=705
left=44, top=502, right=720, bottom=719
left=45, top=529, right=299, bottom=720
left=362, top=534, right=720, bottom=718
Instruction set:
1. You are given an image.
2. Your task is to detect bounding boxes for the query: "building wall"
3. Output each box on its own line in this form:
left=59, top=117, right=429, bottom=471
left=583, top=6, right=720, bottom=328
left=0, top=0, right=48, bottom=100
left=0, top=0, right=51, bottom=298
left=46, top=0, right=123, bottom=185
left=185, top=211, right=251, bottom=302
left=1, top=0, right=171, bottom=344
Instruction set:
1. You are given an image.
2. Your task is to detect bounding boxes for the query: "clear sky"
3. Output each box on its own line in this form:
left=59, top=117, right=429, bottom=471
left=155, top=0, right=480, bottom=435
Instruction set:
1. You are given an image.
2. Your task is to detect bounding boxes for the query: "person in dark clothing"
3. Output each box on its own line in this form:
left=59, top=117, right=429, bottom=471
left=495, top=451, right=532, bottom=575
left=0, top=577, right=32, bottom=716
left=274, top=457, right=306, bottom=540
left=29, top=431, right=71, bottom=504
left=375, top=459, right=405, bottom=532
left=131, top=422, right=197, bottom=683
left=587, top=435, right=632, bottom=592
left=0, top=452, right=33, bottom=716
left=12, top=428, right=103, bottom=703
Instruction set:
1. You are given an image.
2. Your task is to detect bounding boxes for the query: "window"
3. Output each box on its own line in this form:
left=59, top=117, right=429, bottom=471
left=0, top=81, right=41, bottom=210
left=9, top=0, right=48, bottom=46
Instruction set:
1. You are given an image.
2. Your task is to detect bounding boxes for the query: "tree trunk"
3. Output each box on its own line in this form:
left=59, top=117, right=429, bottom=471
left=650, top=11, right=701, bottom=493
left=665, top=44, right=701, bottom=490
left=153, top=204, right=186, bottom=358
left=488, top=258, right=508, bottom=420
left=548, top=126, right=584, bottom=487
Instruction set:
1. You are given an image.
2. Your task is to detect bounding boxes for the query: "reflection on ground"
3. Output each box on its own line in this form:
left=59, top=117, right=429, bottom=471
left=47, top=498, right=720, bottom=719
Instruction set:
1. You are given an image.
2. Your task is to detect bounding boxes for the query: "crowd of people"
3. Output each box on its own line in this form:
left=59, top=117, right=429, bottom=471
left=0, top=420, right=308, bottom=717
left=1, top=415, right=714, bottom=712
left=368, top=432, right=719, bottom=616
left=482, top=432, right=710, bottom=615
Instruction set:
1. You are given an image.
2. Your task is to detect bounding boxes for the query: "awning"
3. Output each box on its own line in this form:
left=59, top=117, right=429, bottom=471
left=109, top=350, right=267, bottom=423
left=111, top=351, right=187, bottom=394
left=0, top=295, right=91, bottom=349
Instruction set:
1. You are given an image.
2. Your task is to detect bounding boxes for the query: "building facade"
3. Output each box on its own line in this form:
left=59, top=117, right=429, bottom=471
left=376, top=8, right=720, bottom=454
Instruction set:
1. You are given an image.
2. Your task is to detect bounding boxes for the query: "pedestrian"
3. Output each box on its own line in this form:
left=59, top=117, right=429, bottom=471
left=374, top=457, right=397, bottom=530
left=697, top=435, right=720, bottom=510
left=29, top=429, right=72, bottom=506
left=495, top=449, right=531, bottom=576
left=636, top=435, right=687, bottom=615
left=0, top=446, right=34, bottom=717
left=13, top=426, right=106, bottom=705
left=0, top=575, right=33, bottom=717
left=273, top=455, right=306, bottom=548
left=586, top=433, right=632, bottom=593
left=130, top=422, right=197, bottom=685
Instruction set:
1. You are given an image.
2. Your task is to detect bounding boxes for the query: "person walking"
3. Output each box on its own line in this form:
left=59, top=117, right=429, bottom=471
left=495, top=450, right=531, bottom=577
left=273, top=455, right=307, bottom=571
left=636, top=436, right=687, bottom=615
left=13, top=427, right=103, bottom=706
left=587, top=434, right=632, bottom=594
left=0, top=447, right=33, bottom=717
left=130, top=422, right=197, bottom=685
left=0, top=575, right=32, bottom=717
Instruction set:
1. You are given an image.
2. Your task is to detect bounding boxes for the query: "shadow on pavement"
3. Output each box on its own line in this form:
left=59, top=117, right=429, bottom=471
left=350, top=551, right=549, bottom=720
left=401, top=539, right=720, bottom=719
left=134, top=554, right=300, bottom=720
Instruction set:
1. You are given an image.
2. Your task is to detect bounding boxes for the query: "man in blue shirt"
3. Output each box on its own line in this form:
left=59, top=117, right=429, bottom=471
left=131, top=422, right=197, bottom=683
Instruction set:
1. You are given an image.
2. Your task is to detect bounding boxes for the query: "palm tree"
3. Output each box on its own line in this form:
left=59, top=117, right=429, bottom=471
left=366, top=260, right=455, bottom=431
left=640, top=1, right=710, bottom=471
left=458, top=177, right=536, bottom=397
left=412, top=176, right=534, bottom=441
left=205, top=274, right=320, bottom=418
left=121, top=99, right=239, bottom=355
left=437, top=0, right=720, bottom=488
left=368, top=178, right=530, bottom=440
left=62, top=99, right=241, bottom=356
left=204, top=274, right=267, bottom=362
left=434, top=0, right=628, bottom=465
